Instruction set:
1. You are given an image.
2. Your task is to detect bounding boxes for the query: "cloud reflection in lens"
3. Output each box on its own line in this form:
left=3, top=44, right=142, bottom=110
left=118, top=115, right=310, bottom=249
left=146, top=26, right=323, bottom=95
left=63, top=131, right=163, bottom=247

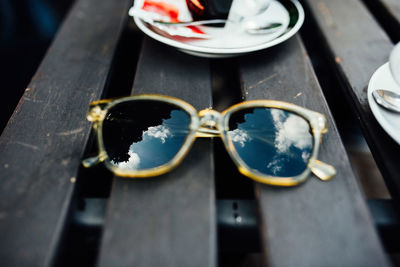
left=102, top=100, right=191, bottom=171
left=228, top=107, right=313, bottom=177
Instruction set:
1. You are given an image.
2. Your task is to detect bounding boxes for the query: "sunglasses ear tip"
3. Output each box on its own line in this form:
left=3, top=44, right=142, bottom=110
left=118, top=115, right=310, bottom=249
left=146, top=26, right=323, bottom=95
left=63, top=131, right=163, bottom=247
left=309, top=159, right=336, bottom=181
left=82, top=154, right=104, bottom=168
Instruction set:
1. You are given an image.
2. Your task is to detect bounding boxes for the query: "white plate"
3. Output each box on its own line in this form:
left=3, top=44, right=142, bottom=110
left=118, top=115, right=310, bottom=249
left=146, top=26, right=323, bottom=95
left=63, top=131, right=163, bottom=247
left=133, top=0, right=304, bottom=58
left=367, top=62, right=400, bottom=145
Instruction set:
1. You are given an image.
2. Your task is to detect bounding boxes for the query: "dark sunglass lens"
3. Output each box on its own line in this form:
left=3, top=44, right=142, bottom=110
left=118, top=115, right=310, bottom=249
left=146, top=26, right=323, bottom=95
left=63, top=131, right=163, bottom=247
left=102, top=99, right=191, bottom=171
left=228, top=107, right=313, bottom=177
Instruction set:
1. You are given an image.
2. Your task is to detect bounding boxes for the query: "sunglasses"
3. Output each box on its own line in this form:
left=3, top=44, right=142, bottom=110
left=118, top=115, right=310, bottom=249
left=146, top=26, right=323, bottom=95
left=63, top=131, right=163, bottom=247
left=82, top=94, right=336, bottom=186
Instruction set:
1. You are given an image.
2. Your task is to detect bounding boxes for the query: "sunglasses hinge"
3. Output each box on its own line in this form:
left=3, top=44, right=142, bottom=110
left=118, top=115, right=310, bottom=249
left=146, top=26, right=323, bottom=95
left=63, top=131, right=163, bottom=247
left=87, top=105, right=107, bottom=122
left=310, top=115, right=328, bottom=133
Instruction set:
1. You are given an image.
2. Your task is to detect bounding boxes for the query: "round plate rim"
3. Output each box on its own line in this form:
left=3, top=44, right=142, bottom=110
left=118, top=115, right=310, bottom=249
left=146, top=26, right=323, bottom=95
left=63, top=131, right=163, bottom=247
left=133, top=0, right=304, bottom=56
left=367, top=62, right=400, bottom=145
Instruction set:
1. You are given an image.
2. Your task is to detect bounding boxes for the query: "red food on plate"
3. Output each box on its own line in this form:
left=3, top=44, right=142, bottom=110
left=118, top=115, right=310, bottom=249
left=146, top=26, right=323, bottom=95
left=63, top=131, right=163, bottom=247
left=142, top=0, right=180, bottom=22
left=141, top=0, right=206, bottom=35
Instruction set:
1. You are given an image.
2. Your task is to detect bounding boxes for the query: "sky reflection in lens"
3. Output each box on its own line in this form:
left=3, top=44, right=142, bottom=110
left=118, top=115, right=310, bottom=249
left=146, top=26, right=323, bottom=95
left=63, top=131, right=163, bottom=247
left=102, top=100, right=191, bottom=171
left=228, top=107, right=313, bottom=177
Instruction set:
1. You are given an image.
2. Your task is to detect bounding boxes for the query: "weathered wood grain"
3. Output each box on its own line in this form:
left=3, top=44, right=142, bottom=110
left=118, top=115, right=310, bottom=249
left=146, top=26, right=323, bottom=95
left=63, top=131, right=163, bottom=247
left=0, top=0, right=132, bottom=266
left=97, top=38, right=216, bottom=267
left=304, top=0, right=400, bottom=196
left=238, top=37, right=389, bottom=266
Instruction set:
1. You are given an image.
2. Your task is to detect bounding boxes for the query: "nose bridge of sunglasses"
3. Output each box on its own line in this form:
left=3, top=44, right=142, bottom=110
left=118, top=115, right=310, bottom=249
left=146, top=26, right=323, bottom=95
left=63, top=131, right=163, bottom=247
left=196, top=109, right=223, bottom=138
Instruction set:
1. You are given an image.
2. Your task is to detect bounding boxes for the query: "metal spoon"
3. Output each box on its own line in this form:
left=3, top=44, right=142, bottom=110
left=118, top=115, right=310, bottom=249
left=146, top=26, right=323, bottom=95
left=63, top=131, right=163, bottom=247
left=372, top=89, right=400, bottom=113
left=154, top=20, right=283, bottom=35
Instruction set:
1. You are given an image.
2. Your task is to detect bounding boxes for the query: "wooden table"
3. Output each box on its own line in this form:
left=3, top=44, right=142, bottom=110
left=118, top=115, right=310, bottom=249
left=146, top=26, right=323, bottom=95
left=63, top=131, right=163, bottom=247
left=0, top=0, right=399, bottom=266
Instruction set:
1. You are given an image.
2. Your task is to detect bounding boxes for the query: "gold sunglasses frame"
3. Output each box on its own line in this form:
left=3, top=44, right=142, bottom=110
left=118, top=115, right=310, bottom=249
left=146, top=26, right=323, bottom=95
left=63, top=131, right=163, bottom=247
left=83, top=94, right=336, bottom=186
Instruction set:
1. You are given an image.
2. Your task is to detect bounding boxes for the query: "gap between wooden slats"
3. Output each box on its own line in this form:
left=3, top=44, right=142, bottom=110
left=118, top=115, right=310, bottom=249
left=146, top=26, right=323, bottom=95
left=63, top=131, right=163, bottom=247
left=303, top=0, right=400, bottom=196
left=238, top=37, right=389, bottom=266
left=96, top=38, right=217, bottom=267
left=0, top=0, right=132, bottom=266
left=362, top=0, right=400, bottom=42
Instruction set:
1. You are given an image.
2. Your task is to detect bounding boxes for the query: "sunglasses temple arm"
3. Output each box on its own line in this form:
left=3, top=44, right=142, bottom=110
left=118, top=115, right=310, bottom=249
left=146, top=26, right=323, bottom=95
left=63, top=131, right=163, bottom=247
left=309, top=159, right=336, bottom=181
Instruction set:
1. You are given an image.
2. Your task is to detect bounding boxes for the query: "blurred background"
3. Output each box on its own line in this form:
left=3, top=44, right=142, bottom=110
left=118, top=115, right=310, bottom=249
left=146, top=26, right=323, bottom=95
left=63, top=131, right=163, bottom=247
left=0, top=0, right=74, bottom=133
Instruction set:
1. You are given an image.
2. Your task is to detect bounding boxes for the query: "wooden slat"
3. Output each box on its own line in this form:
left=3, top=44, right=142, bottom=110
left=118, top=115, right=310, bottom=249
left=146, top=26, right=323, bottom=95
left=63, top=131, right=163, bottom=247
left=304, top=0, right=400, bottom=196
left=380, top=0, right=400, bottom=25
left=97, top=39, right=216, bottom=267
left=0, top=0, right=132, bottom=266
left=238, top=37, right=389, bottom=266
